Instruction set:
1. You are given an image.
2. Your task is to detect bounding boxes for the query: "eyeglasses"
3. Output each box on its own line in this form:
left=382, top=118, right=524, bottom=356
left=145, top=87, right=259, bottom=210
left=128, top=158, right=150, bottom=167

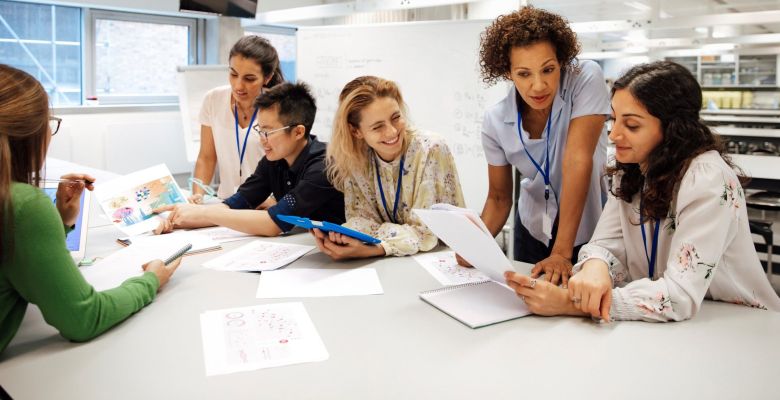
left=49, top=116, right=62, bottom=136
left=253, top=124, right=291, bottom=140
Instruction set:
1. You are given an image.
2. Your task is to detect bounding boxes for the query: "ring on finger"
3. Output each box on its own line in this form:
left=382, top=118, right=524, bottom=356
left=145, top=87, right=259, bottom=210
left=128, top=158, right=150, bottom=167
left=528, top=279, right=537, bottom=289
left=521, top=295, right=526, bottom=301
left=572, top=297, right=582, bottom=303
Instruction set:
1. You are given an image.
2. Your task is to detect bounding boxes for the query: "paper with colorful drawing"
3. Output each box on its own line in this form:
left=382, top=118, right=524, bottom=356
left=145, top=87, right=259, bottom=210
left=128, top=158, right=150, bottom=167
left=202, top=240, right=314, bottom=272
left=94, top=164, right=186, bottom=236
left=200, top=302, right=329, bottom=376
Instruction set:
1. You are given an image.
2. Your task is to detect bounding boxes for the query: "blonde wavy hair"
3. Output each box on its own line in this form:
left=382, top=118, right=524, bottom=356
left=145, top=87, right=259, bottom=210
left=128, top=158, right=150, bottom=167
left=0, top=64, right=50, bottom=261
left=326, top=76, right=413, bottom=191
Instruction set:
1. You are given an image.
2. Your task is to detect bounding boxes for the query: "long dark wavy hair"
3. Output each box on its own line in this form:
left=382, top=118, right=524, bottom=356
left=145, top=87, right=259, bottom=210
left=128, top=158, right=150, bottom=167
left=607, top=61, right=743, bottom=221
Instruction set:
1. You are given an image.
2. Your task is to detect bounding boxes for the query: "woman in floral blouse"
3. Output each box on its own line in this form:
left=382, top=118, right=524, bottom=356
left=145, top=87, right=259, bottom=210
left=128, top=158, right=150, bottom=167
left=312, top=76, right=465, bottom=260
left=504, top=61, right=780, bottom=321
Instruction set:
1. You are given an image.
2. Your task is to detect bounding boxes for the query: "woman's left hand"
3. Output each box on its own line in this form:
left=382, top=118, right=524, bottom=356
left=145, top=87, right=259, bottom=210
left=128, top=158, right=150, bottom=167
left=56, top=173, right=95, bottom=227
left=530, top=253, right=573, bottom=287
left=505, top=271, right=585, bottom=317
left=311, top=228, right=385, bottom=261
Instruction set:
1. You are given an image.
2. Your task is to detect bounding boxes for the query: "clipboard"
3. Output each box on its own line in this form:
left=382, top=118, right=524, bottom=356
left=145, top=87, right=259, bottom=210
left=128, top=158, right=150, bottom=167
left=276, top=214, right=381, bottom=245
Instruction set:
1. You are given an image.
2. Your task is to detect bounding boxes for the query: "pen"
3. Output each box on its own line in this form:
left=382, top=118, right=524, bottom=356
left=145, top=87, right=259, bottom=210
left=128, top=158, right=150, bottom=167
left=44, top=178, right=95, bottom=185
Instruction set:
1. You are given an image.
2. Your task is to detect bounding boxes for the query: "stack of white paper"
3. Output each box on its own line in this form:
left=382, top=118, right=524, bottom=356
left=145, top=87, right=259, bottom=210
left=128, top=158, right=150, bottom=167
left=80, top=234, right=192, bottom=291
left=200, top=302, right=329, bottom=376
left=128, top=230, right=221, bottom=255
left=203, top=240, right=314, bottom=272
left=256, top=268, right=384, bottom=298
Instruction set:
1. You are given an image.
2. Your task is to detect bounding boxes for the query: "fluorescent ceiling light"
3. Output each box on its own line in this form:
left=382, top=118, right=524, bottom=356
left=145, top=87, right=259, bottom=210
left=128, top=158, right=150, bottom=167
left=623, top=1, right=652, bottom=11
left=701, top=43, right=736, bottom=51
left=621, top=29, right=647, bottom=41
left=625, top=46, right=649, bottom=53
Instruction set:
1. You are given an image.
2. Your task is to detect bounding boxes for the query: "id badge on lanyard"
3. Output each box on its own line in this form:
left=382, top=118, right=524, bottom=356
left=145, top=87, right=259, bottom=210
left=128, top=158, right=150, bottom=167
left=234, top=105, right=258, bottom=179
left=517, top=111, right=555, bottom=239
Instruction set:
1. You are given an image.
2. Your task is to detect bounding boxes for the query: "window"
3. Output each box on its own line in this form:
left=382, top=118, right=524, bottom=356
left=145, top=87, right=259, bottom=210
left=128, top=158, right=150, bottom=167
left=244, top=25, right=297, bottom=83
left=0, top=0, right=82, bottom=105
left=88, top=10, right=197, bottom=104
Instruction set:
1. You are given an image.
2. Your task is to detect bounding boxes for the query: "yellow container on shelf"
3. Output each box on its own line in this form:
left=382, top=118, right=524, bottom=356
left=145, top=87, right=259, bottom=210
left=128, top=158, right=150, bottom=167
left=741, top=91, right=754, bottom=108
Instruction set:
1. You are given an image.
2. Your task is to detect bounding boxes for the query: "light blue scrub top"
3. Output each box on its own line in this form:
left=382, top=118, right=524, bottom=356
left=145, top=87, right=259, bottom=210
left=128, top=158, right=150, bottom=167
left=481, top=60, right=611, bottom=246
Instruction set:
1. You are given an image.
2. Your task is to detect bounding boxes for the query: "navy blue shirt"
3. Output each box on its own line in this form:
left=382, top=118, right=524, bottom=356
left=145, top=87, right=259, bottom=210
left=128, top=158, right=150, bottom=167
left=223, top=136, right=345, bottom=231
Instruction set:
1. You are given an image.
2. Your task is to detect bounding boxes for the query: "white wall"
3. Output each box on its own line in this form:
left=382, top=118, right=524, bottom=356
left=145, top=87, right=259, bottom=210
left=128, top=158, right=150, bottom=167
left=601, top=56, right=650, bottom=81
left=49, top=107, right=192, bottom=175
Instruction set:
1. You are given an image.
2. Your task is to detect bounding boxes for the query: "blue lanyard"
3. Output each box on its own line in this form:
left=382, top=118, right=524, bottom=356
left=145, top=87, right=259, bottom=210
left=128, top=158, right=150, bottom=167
left=516, top=111, right=553, bottom=200
left=374, top=153, right=405, bottom=224
left=234, top=105, right=258, bottom=177
left=639, top=199, right=660, bottom=278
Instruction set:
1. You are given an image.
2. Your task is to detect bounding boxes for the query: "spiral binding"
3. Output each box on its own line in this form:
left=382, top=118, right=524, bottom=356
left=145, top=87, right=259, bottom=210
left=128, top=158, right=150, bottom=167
left=420, top=280, right=490, bottom=295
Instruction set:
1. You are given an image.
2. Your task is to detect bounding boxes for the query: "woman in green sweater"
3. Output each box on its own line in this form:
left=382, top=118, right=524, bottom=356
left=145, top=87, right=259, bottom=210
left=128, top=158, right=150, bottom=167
left=0, top=65, right=182, bottom=353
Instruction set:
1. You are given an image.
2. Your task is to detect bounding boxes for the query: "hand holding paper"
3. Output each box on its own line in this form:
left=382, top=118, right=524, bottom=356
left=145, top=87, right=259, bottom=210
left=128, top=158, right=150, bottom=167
left=413, top=205, right=513, bottom=283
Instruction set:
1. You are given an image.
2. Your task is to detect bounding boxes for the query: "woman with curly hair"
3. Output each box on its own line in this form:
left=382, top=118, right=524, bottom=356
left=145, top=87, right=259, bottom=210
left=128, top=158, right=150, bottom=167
left=472, top=6, right=610, bottom=287
left=505, top=61, right=780, bottom=321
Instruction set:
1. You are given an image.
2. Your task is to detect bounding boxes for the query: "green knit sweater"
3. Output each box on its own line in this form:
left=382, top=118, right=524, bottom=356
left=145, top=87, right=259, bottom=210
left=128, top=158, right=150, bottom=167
left=0, top=183, right=159, bottom=353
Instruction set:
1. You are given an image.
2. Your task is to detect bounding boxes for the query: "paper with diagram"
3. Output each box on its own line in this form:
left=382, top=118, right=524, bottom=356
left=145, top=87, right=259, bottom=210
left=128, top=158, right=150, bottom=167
left=202, top=240, right=314, bottom=272
left=413, top=250, right=489, bottom=286
left=193, top=226, right=255, bottom=243
left=413, top=207, right=512, bottom=283
left=200, top=302, right=329, bottom=376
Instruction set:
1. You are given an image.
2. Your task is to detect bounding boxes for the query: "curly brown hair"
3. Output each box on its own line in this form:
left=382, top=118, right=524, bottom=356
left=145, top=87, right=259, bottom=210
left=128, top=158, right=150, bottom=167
left=479, top=6, right=581, bottom=86
left=608, top=61, right=745, bottom=222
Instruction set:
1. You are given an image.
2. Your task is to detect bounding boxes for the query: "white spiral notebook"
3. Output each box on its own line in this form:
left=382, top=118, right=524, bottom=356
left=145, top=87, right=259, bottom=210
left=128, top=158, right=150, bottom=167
left=419, top=280, right=531, bottom=329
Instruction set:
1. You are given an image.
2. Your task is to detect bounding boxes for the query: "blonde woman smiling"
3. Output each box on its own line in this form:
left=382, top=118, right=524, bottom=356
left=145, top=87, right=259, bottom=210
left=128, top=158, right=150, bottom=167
left=313, top=76, right=464, bottom=260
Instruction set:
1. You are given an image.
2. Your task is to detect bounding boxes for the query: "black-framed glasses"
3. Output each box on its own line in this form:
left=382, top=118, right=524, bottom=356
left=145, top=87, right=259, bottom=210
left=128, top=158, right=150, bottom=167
left=49, top=116, right=62, bottom=136
left=253, top=124, right=291, bottom=140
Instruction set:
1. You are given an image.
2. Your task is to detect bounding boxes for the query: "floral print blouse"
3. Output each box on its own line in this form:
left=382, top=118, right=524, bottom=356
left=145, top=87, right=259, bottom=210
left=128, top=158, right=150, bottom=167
left=573, top=151, right=780, bottom=321
left=343, top=130, right=465, bottom=257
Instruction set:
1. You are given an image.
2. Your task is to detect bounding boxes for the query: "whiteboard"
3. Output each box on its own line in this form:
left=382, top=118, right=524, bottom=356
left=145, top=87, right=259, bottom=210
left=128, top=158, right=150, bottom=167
left=177, top=65, right=229, bottom=162
left=297, top=20, right=509, bottom=211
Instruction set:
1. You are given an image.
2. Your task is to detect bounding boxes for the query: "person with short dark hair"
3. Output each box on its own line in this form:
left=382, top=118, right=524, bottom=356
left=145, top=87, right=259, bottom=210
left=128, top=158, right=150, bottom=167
left=505, top=61, right=780, bottom=321
left=155, top=82, right=345, bottom=236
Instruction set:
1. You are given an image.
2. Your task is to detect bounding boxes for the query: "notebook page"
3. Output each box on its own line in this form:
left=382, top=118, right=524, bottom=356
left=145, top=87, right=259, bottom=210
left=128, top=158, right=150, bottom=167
left=420, top=281, right=530, bottom=328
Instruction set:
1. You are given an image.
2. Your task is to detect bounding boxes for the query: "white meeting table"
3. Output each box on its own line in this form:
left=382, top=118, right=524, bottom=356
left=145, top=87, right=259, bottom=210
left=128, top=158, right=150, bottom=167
left=1, top=222, right=779, bottom=400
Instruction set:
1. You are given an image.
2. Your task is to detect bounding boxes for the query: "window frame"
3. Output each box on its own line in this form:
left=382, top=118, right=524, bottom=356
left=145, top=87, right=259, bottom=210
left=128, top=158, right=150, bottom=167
left=85, top=9, right=200, bottom=105
left=0, top=0, right=83, bottom=106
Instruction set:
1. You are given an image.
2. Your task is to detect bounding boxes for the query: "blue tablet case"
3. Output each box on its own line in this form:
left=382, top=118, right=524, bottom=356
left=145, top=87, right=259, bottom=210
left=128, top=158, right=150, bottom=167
left=276, top=215, right=381, bottom=245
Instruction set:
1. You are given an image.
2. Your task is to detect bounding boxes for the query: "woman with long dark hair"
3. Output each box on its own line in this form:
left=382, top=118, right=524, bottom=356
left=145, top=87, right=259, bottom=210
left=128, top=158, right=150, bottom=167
left=190, top=35, right=285, bottom=203
left=504, top=61, right=780, bottom=321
